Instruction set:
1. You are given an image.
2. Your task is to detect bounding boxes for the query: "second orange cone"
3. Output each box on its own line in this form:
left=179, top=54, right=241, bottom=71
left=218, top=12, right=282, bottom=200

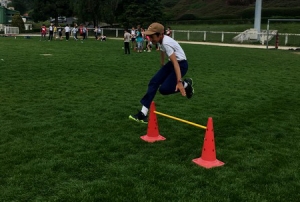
left=192, top=117, right=224, bottom=169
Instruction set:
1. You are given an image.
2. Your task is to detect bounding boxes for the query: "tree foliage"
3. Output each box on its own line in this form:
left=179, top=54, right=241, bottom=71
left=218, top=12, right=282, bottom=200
left=11, top=14, right=25, bottom=33
left=31, top=0, right=72, bottom=24
left=100, top=0, right=120, bottom=26
left=72, top=0, right=102, bottom=26
left=226, top=0, right=256, bottom=6
left=116, top=0, right=164, bottom=28
left=11, top=0, right=27, bottom=15
left=29, top=0, right=164, bottom=27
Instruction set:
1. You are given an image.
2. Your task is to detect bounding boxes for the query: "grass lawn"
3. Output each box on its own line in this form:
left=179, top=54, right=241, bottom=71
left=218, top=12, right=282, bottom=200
left=0, top=36, right=299, bottom=201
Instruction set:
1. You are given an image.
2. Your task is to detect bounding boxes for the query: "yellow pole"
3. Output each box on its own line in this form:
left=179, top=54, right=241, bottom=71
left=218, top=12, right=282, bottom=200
left=154, top=111, right=207, bottom=130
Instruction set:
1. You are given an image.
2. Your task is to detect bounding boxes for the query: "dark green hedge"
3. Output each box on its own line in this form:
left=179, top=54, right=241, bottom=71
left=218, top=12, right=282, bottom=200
left=239, top=7, right=300, bottom=19
left=177, top=14, right=198, bottom=21
left=173, top=7, right=300, bottom=23
left=166, top=19, right=254, bottom=25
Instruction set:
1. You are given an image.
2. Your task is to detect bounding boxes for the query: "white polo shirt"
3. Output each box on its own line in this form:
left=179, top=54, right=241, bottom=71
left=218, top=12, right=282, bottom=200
left=64, top=26, right=70, bottom=33
left=160, top=35, right=187, bottom=61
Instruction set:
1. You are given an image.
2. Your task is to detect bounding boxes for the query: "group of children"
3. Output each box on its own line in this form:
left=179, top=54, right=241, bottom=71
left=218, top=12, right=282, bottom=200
left=40, top=23, right=106, bottom=41
left=123, top=25, right=172, bottom=54
left=93, top=26, right=107, bottom=41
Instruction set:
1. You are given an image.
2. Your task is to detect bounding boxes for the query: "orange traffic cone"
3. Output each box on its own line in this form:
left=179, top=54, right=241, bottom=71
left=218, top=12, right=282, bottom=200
left=192, top=117, right=224, bottom=169
left=140, top=101, right=166, bottom=143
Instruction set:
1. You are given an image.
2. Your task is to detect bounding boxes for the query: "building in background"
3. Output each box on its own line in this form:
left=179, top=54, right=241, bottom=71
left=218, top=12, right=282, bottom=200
left=0, top=5, right=20, bottom=31
left=0, top=0, right=12, bottom=8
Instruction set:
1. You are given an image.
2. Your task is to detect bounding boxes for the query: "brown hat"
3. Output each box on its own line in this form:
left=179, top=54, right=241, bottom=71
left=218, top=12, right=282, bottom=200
left=144, top=22, right=164, bottom=35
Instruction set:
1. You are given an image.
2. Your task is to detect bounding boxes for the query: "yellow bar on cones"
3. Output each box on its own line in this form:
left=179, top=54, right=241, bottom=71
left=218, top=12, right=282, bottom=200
left=154, top=111, right=207, bottom=130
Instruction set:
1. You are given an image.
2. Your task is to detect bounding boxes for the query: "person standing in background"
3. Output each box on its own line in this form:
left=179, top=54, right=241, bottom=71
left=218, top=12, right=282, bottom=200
left=53, top=25, right=57, bottom=40
left=40, top=24, right=47, bottom=41
left=136, top=25, right=144, bottom=53
left=94, top=26, right=98, bottom=40
left=82, top=25, right=87, bottom=40
left=57, top=25, right=63, bottom=40
left=166, top=26, right=172, bottom=37
left=124, top=29, right=131, bottom=54
left=64, top=24, right=70, bottom=41
left=131, top=27, right=136, bottom=51
left=48, top=23, right=54, bottom=41
left=96, top=26, right=102, bottom=40
left=72, top=24, right=78, bottom=40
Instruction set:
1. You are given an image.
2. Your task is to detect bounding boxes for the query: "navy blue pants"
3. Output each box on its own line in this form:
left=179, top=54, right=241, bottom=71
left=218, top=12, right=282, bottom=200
left=140, top=60, right=188, bottom=109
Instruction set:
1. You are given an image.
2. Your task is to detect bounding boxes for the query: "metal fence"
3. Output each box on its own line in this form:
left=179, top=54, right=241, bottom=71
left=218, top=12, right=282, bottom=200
left=91, top=28, right=300, bottom=48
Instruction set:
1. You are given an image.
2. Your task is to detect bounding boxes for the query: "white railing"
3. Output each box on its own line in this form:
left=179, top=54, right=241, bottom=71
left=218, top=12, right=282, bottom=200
left=4, top=26, right=19, bottom=35
left=15, top=27, right=299, bottom=47
left=96, top=28, right=299, bottom=45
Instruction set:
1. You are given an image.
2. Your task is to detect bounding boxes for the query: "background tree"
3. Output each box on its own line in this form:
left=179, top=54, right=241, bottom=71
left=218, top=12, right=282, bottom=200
left=11, top=0, right=27, bottom=15
left=72, top=0, right=103, bottom=26
left=100, top=0, right=120, bottom=26
left=116, top=0, right=164, bottom=28
left=11, top=14, right=25, bottom=33
left=31, top=0, right=72, bottom=24
left=226, top=0, right=251, bottom=6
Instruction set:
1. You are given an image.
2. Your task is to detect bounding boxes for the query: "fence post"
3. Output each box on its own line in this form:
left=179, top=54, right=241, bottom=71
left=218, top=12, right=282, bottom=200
left=261, top=33, right=264, bottom=45
left=285, top=34, right=288, bottom=45
left=221, top=32, right=224, bottom=42
left=187, top=31, right=190, bottom=41
left=116, top=29, right=118, bottom=37
left=204, top=31, right=206, bottom=41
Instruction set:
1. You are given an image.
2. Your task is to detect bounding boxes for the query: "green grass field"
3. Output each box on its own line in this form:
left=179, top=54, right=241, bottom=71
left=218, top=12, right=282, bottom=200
left=0, top=37, right=299, bottom=201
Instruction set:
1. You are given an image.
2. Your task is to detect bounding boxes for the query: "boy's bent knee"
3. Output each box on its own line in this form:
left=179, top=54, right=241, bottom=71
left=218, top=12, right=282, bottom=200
left=159, top=87, right=172, bottom=95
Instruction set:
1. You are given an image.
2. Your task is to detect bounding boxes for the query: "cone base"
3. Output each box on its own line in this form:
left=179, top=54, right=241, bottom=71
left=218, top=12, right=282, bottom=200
left=192, top=157, right=225, bottom=169
left=140, top=134, right=166, bottom=143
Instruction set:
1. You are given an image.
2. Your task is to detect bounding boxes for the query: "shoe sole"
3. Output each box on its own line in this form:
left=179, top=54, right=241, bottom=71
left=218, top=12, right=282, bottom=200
left=187, top=78, right=194, bottom=87
left=129, top=115, right=148, bottom=124
left=185, top=78, right=194, bottom=98
left=190, top=79, right=194, bottom=94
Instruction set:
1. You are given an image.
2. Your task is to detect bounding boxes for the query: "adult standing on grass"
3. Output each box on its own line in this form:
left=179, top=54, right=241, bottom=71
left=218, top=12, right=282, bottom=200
left=57, top=25, right=63, bottom=40
left=124, top=29, right=131, bottom=54
left=72, top=24, right=78, bottom=41
left=53, top=25, right=57, bottom=40
left=95, top=26, right=101, bottom=40
left=136, top=25, right=144, bottom=53
left=48, top=23, right=54, bottom=41
left=129, top=22, right=194, bottom=123
left=94, top=26, right=98, bottom=40
left=79, top=24, right=87, bottom=40
left=64, top=24, right=70, bottom=41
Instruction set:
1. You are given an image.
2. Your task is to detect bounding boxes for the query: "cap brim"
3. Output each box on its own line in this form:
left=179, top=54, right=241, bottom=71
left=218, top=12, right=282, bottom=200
left=144, top=30, right=156, bottom=35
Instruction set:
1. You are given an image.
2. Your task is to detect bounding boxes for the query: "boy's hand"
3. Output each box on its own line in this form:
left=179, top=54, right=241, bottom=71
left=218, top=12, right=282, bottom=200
left=176, top=82, right=186, bottom=96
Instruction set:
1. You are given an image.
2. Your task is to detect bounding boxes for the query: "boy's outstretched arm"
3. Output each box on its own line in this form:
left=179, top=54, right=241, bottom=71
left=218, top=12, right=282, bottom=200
left=169, top=53, right=186, bottom=97
left=160, top=51, right=165, bottom=67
